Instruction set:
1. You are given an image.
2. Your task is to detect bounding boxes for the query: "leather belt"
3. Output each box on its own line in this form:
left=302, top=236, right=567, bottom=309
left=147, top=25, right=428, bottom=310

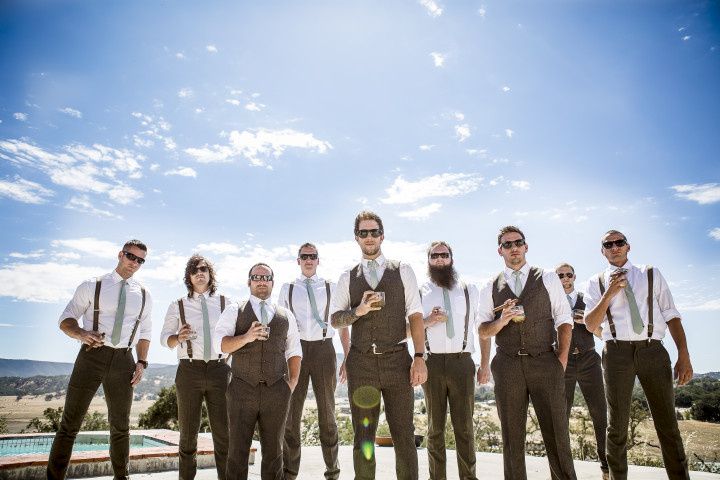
left=352, top=343, right=407, bottom=355
left=498, top=346, right=554, bottom=357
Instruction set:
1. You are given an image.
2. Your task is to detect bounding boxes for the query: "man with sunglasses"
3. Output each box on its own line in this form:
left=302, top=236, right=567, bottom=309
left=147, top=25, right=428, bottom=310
left=48, top=239, right=153, bottom=480
left=478, top=226, right=576, bottom=480
left=160, top=255, right=230, bottom=480
left=420, top=240, right=490, bottom=480
left=584, top=230, right=692, bottom=480
left=280, top=242, right=349, bottom=480
left=330, top=210, right=426, bottom=480
left=555, top=262, right=608, bottom=479
left=214, top=263, right=302, bottom=480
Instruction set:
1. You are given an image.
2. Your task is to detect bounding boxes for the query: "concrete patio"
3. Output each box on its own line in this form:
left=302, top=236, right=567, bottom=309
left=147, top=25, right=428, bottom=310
left=88, top=442, right=720, bottom=479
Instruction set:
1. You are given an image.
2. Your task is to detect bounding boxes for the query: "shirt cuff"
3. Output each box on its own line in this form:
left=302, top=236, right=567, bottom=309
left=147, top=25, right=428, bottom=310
left=554, top=314, right=573, bottom=329
left=160, top=333, right=172, bottom=348
left=661, top=309, right=682, bottom=323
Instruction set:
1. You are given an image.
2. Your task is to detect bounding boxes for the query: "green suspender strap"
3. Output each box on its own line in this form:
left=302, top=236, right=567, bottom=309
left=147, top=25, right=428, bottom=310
left=322, top=281, right=330, bottom=339
left=126, top=287, right=146, bottom=351
left=647, top=266, right=654, bottom=341
left=92, top=279, right=102, bottom=332
left=178, top=298, right=193, bottom=360
left=461, top=282, right=470, bottom=351
left=597, top=272, right=617, bottom=343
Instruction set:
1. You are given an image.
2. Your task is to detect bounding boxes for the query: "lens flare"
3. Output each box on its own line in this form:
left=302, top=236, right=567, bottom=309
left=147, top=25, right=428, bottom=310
left=352, top=385, right=381, bottom=409
left=362, top=417, right=370, bottom=428
left=361, top=440, right=374, bottom=461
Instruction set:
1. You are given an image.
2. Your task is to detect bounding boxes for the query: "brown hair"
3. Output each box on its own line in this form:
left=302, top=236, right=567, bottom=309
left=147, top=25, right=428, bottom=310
left=497, top=226, right=525, bottom=245
left=184, top=254, right=217, bottom=298
left=555, top=262, right=575, bottom=274
left=427, top=240, right=453, bottom=258
left=297, top=242, right=318, bottom=257
left=602, top=230, right=627, bottom=242
left=247, top=262, right=274, bottom=279
left=354, top=210, right=384, bottom=235
left=122, top=239, right=147, bottom=252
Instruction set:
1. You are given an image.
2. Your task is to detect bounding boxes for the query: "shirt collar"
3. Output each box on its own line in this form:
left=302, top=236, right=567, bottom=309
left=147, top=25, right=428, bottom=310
left=191, top=290, right=210, bottom=300
left=504, top=262, right=530, bottom=279
left=298, top=274, right=319, bottom=283
left=110, top=271, right=128, bottom=285
left=249, top=294, right=270, bottom=307
left=361, top=254, right=386, bottom=268
left=605, top=260, right=634, bottom=274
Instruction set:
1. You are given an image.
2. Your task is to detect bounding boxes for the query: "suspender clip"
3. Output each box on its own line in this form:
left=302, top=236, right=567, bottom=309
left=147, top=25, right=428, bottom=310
left=372, top=343, right=379, bottom=355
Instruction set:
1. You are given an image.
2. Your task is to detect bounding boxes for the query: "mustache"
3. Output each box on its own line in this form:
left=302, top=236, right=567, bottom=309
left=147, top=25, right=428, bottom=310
left=428, top=263, right=457, bottom=289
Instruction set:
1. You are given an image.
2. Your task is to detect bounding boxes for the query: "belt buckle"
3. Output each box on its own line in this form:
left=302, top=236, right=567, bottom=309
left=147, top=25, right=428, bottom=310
left=517, top=349, right=529, bottom=356
left=572, top=347, right=580, bottom=355
left=372, top=343, right=381, bottom=355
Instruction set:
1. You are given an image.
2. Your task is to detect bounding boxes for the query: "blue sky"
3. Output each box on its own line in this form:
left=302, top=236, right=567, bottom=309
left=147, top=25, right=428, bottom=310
left=0, top=0, right=718, bottom=371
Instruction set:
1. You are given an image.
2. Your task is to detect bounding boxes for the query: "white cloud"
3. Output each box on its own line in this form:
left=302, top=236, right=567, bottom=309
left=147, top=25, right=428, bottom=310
left=245, top=102, right=264, bottom=112
left=478, top=5, right=486, bottom=18
left=229, top=89, right=243, bottom=96
left=0, top=175, right=54, bottom=204
left=206, top=45, right=218, bottom=53
left=130, top=112, right=175, bottom=152
left=175, top=52, right=185, bottom=59
left=682, top=299, right=720, bottom=311
left=682, top=35, right=691, bottom=41
left=177, top=88, right=193, bottom=98
left=195, top=242, right=241, bottom=255
left=453, top=111, right=465, bottom=121
left=150, top=163, right=160, bottom=171
left=465, top=149, right=488, bottom=157
left=164, top=167, right=197, bottom=178
left=710, top=228, right=720, bottom=241
left=455, top=124, right=471, bottom=142
left=671, top=183, right=720, bottom=205
left=419, top=145, right=435, bottom=151
left=381, top=173, right=483, bottom=204
left=133, top=136, right=154, bottom=148
left=59, top=107, right=82, bottom=118
left=13, top=112, right=28, bottom=121
left=398, top=202, right=442, bottom=221
left=226, top=99, right=241, bottom=106
left=9, top=250, right=45, bottom=259
left=51, top=238, right=120, bottom=258
left=502, top=85, right=510, bottom=92
left=430, top=52, right=445, bottom=67
left=0, top=262, right=101, bottom=303
left=185, top=128, right=333, bottom=167
left=504, top=128, right=514, bottom=138
left=510, top=180, right=530, bottom=190
left=419, top=0, right=443, bottom=17
left=65, top=195, right=121, bottom=219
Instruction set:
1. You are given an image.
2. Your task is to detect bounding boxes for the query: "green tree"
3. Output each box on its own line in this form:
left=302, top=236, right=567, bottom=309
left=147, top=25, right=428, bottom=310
left=137, top=385, right=210, bottom=431
left=690, top=393, right=720, bottom=423
left=23, top=407, right=111, bottom=433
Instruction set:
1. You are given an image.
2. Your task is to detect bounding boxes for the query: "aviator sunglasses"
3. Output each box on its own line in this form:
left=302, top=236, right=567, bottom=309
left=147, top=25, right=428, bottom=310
left=299, top=253, right=318, bottom=260
left=500, top=239, right=526, bottom=250
left=557, top=272, right=574, bottom=279
left=602, top=239, right=627, bottom=249
left=429, top=252, right=451, bottom=259
left=356, top=229, right=383, bottom=238
left=122, top=251, right=146, bottom=265
left=191, top=265, right=209, bottom=274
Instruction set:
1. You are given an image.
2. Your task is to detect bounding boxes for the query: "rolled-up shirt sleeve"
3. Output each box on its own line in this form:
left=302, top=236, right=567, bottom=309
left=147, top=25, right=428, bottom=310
left=137, top=290, right=153, bottom=341
left=58, top=281, right=92, bottom=326
left=399, top=263, right=423, bottom=318
left=284, top=309, right=303, bottom=360
left=329, top=271, right=351, bottom=316
left=477, top=280, right=496, bottom=324
left=655, top=268, right=682, bottom=323
left=278, top=283, right=290, bottom=310
left=160, top=301, right=180, bottom=348
left=544, top=272, right=573, bottom=329
left=213, top=302, right=239, bottom=354
left=582, top=275, right=604, bottom=323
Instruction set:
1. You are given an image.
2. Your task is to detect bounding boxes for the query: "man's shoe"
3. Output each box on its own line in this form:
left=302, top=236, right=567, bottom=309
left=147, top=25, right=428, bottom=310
left=602, top=471, right=609, bottom=480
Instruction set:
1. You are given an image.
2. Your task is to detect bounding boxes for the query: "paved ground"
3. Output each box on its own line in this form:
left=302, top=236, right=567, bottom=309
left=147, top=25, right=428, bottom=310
left=88, top=444, right=720, bottom=479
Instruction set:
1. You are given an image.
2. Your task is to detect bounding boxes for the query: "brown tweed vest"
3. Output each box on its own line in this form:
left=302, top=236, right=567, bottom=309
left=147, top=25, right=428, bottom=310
left=491, top=267, right=555, bottom=355
left=348, top=260, right=406, bottom=351
left=570, top=293, right=594, bottom=352
left=230, top=300, right=289, bottom=386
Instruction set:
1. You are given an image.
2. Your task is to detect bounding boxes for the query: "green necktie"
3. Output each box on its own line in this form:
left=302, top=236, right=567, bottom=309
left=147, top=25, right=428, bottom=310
left=567, top=294, right=574, bottom=309
left=260, top=300, right=269, bottom=325
left=305, top=278, right=326, bottom=328
left=200, top=295, right=211, bottom=362
left=512, top=270, right=523, bottom=297
left=110, top=280, right=126, bottom=346
left=367, top=260, right=379, bottom=289
left=623, top=283, right=644, bottom=334
left=442, top=288, right=455, bottom=339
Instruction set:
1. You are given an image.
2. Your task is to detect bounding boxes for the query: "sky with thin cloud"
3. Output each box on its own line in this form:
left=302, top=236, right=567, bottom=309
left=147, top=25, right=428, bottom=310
left=0, top=0, right=719, bottom=370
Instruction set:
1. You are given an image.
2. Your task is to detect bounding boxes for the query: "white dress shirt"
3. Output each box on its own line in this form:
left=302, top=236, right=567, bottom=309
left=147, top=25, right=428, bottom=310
left=567, top=290, right=579, bottom=308
left=584, top=261, right=681, bottom=341
left=278, top=275, right=337, bottom=341
left=160, top=291, right=229, bottom=360
left=329, top=254, right=423, bottom=318
left=478, top=263, right=573, bottom=329
left=59, top=271, right=153, bottom=348
left=421, top=280, right=480, bottom=353
left=213, top=295, right=303, bottom=360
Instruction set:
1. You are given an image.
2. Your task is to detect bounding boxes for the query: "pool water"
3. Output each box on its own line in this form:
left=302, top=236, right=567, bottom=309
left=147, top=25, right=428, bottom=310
left=0, top=434, right=173, bottom=457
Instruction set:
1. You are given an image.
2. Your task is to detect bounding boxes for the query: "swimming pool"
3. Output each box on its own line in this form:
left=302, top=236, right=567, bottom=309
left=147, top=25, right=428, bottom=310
left=0, top=433, right=173, bottom=456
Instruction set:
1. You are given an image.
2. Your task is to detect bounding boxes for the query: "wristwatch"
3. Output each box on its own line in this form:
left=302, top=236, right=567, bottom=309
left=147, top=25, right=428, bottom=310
left=137, top=359, right=148, bottom=369
left=414, top=352, right=427, bottom=360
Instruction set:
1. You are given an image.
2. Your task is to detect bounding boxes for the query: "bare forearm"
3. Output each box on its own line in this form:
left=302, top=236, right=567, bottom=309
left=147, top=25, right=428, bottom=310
left=667, top=318, right=690, bottom=356
left=556, top=324, right=571, bottom=357
left=135, top=339, right=150, bottom=361
left=408, top=312, right=425, bottom=353
left=167, top=335, right=180, bottom=349
left=221, top=335, right=247, bottom=354
left=479, top=336, right=491, bottom=368
left=585, top=295, right=612, bottom=332
left=339, top=327, right=350, bottom=356
left=331, top=309, right=360, bottom=328
left=287, top=356, right=301, bottom=383
left=479, top=320, right=506, bottom=339
left=59, top=318, right=83, bottom=340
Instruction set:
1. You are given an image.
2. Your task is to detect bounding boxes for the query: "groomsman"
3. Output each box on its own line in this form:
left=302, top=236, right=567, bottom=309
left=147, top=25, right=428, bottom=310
left=215, top=263, right=302, bottom=480
left=479, top=226, right=576, bottom=480
left=555, top=262, right=608, bottom=478
left=281, top=242, right=349, bottom=480
left=420, top=241, right=490, bottom=480
left=330, top=210, right=427, bottom=480
left=160, top=255, right=230, bottom=480
left=48, top=239, right=152, bottom=480
left=584, top=230, right=692, bottom=480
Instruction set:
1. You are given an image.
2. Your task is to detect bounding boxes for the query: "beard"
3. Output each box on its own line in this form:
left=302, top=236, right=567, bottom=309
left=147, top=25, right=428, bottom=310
left=428, top=263, right=458, bottom=290
left=361, top=243, right=381, bottom=258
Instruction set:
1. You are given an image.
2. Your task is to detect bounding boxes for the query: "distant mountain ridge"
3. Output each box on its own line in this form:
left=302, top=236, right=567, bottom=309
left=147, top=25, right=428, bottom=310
left=0, top=357, right=175, bottom=377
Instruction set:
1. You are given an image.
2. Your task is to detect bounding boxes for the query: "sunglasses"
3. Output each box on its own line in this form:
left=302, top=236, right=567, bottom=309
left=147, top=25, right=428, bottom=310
left=429, top=252, right=451, bottom=259
left=500, top=239, right=526, bottom=250
left=122, top=251, right=146, bottom=265
left=557, top=273, right=574, bottom=279
left=249, top=274, right=273, bottom=282
left=602, top=239, right=627, bottom=249
left=299, top=253, right=318, bottom=261
left=191, top=266, right=209, bottom=274
left=356, top=229, right=383, bottom=239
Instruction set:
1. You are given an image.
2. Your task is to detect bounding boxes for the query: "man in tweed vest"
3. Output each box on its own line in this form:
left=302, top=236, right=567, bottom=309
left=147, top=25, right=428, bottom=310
left=479, top=226, right=577, bottom=480
left=214, top=263, right=302, bottom=480
left=330, top=210, right=427, bottom=480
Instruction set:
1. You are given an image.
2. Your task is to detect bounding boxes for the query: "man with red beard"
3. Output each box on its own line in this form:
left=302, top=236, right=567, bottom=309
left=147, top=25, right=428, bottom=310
left=420, top=241, right=490, bottom=480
